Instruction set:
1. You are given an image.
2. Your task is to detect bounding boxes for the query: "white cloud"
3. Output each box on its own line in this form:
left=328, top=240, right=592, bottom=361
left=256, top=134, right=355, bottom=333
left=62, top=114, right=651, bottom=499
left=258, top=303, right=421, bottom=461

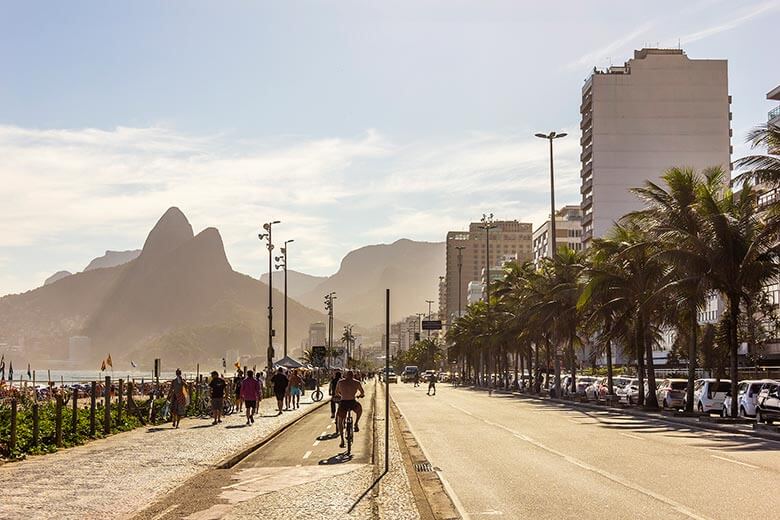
left=0, top=124, right=582, bottom=295
left=680, top=1, right=779, bottom=44
left=567, top=22, right=654, bottom=71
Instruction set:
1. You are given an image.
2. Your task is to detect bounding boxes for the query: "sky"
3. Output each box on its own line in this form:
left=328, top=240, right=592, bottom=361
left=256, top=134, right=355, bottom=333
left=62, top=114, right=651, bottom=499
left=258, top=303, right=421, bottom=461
left=1, top=0, right=778, bottom=295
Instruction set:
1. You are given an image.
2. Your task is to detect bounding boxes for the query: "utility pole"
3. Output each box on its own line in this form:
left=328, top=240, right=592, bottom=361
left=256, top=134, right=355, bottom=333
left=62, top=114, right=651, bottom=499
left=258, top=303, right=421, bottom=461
left=275, top=239, right=294, bottom=359
left=259, top=220, right=280, bottom=371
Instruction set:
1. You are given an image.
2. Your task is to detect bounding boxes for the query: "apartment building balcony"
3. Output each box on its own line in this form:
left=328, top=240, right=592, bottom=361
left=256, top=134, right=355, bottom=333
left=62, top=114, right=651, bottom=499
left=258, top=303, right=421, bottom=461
left=580, top=95, right=592, bottom=114
left=580, top=126, right=592, bottom=146
left=580, top=177, right=593, bottom=195
left=580, top=111, right=592, bottom=130
left=580, top=161, right=592, bottom=178
left=583, top=228, right=593, bottom=243
left=581, top=195, right=593, bottom=210
left=582, top=213, right=593, bottom=227
left=769, top=105, right=780, bottom=125
left=580, top=144, right=593, bottom=163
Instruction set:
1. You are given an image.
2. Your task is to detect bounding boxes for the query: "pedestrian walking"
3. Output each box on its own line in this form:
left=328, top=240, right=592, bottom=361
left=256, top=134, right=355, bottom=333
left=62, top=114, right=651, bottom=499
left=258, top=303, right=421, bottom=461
left=240, top=370, right=261, bottom=425
left=288, top=369, right=303, bottom=410
left=271, top=367, right=289, bottom=415
left=167, top=369, right=188, bottom=428
left=234, top=370, right=244, bottom=413
left=413, top=372, right=420, bottom=387
left=255, top=370, right=265, bottom=403
left=427, top=371, right=437, bottom=396
left=208, top=370, right=226, bottom=425
left=329, top=370, right=342, bottom=419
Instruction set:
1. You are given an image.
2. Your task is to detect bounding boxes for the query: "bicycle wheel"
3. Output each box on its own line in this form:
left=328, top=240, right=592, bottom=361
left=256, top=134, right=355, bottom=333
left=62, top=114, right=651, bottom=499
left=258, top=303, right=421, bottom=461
left=311, top=389, right=323, bottom=402
left=345, top=415, right=353, bottom=455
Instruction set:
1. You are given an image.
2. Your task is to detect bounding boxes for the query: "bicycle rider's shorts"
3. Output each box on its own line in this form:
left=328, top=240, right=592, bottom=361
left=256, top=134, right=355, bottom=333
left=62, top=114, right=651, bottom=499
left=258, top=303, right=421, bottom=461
left=338, top=399, right=359, bottom=413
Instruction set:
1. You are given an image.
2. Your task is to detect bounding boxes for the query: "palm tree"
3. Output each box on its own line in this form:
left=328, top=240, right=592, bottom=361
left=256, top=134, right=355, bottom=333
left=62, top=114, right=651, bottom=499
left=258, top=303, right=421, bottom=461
left=629, top=167, right=713, bottom=412
left=733, top=122, right=780, bottom=187
left=691, top=169, right=780, bottom=416
left=584, top=223, right=668, bottom=408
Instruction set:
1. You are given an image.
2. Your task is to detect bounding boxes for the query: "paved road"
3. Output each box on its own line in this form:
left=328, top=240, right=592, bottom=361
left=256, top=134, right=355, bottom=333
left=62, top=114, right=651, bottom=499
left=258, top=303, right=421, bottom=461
left=392, top=383, right=780, bottom=520
left=135, top=386, right=375, bottom=519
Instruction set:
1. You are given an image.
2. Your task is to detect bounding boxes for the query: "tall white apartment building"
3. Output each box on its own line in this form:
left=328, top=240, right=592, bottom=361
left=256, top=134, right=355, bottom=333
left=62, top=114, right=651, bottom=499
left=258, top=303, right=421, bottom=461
left=532, top=205, right=583, bottom=266
left=580, top=48, right=731, bottom=246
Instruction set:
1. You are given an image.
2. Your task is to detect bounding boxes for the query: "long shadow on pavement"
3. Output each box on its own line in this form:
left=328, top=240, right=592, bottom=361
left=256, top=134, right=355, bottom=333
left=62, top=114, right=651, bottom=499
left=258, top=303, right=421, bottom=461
left=318, top=453, right=353, bottom=465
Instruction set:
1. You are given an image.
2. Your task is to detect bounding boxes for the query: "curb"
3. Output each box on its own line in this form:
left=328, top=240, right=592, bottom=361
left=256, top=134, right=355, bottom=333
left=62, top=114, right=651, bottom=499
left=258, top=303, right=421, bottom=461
left=216, top=393, right=330, bottom=469
left=390, top=399, right=461, bottom=520
left=470, top=386, right=780, bottom=443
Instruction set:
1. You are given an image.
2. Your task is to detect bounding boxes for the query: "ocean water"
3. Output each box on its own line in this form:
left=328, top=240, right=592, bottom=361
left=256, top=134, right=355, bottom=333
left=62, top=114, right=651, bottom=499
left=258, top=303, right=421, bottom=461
left=6, top=369, right=207, bottom=385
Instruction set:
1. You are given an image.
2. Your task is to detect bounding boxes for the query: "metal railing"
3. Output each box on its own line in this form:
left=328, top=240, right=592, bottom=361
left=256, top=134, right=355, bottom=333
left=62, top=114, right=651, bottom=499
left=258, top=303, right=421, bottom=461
left=769, top=105, right=780, bottom=122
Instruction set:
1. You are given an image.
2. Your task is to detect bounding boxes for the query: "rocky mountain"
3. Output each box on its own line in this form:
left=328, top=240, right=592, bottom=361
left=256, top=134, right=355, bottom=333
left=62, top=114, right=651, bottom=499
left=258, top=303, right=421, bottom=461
left=0, top=208, right=332, bottom=368
left=84, top=250, right=140, bottom=271
left=44, top=271, right=73, bottom=286
left=296, top=239, right=445, bottom=326
left=260, top=270, right=328, bottom=300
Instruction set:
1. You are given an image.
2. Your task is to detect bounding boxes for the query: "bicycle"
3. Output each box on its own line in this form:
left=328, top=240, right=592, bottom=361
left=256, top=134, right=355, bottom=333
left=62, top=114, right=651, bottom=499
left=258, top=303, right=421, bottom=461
left=311, top=387, right=323, bottom=402
left=344, top=408, right=355, bottom=455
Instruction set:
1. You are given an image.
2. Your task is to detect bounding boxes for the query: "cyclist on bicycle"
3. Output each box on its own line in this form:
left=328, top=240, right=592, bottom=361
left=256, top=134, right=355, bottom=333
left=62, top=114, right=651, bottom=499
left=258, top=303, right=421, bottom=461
left=335, top=370, right=365, bottom=449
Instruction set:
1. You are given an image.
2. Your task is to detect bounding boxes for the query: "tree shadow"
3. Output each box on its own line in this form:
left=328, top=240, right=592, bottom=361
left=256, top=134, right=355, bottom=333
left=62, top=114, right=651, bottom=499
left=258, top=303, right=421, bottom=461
left=317, top=432, right=340, bottom=441
left=225, top=424, right=249, bottom=429
left=145, top=427, right=170, bottom=433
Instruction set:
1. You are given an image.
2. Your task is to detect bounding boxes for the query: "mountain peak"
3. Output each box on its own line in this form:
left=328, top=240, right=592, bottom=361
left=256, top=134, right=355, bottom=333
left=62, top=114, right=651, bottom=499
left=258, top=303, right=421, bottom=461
left=141, top=207, right=194, bottom=258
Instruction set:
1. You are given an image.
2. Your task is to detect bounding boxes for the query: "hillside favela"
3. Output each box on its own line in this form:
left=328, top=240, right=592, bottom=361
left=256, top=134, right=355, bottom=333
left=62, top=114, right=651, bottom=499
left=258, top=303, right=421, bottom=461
left=1, top=3, right=779, bottom=520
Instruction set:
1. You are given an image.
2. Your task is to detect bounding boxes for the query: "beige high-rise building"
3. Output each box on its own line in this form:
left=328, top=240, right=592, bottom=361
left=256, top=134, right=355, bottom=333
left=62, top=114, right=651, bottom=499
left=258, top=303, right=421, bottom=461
left=532, top=205, right=583, bottom=266
left=580, top=48, right=731, bottom=246
left=445, top=220, right=533, bottom=323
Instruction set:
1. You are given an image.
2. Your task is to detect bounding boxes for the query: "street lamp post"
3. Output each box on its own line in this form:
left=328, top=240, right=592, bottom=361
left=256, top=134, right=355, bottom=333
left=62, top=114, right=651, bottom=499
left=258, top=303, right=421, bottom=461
left=455, top=245, right=465, bottom=319
left=425, top=299, right=434, bottom=339
left=534, top=131, right=567, bottom=258
left=324, top=292, right=336, bottom=367
left=478, top=214, right=497, bottom=312
left=275, top=239, right=294, bottom=359
left=259, top=220, right=281, bottom=372
left=535, top=130, right=567, bottom=397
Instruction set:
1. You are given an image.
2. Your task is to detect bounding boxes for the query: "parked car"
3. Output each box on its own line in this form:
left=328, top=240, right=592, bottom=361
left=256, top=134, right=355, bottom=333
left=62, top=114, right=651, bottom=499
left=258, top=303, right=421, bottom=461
left=721, top=379, right=778, bottom=417
left=617, top=378, right=639, bottom=404
left=685, top=378, right=731, bottom=414
left=756, top=382, right=780, bottom=424
left=574, top=376, right=596, bottom=396
left=422, top=370, right=436, bottom=382
left=585, top=377, right=606, bottom=400
left=401, top=365, right=419, bottom=383
left=656, top=378, right=688, bottom=409
left=385, top=370, right=398, bottom=383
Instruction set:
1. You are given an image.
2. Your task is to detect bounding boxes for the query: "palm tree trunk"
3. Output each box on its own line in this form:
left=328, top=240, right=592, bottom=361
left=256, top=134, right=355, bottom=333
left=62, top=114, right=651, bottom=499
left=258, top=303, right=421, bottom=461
left=685, top=305, right=697, bottom=413
left=606, top=337, right=614, bottom=397
left=552, top=337, right=561, bottom=397
left=545, top=341, right=551, bottom=390
left=729, top=295, right=740, bottom=418
left=533, top=343, right=540, bottom=393
left=568, top=336, right=577, bottom=395
left=643, top=312, right=659, bottom=408
left=518, top=350, right=523, bottom=390
left=636, top=321, right=646, bottom=406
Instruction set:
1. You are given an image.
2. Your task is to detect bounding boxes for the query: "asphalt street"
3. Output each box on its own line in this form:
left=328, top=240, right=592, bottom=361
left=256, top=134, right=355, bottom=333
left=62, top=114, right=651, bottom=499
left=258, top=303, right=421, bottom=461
left=391, top=383, right=780, bottom=520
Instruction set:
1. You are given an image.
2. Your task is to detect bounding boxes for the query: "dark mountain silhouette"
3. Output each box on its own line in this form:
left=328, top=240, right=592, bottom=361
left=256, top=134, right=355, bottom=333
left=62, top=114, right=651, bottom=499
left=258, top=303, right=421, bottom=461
left=44, top=271, right=73, bottom=286
left=83, top=250, right=140, bottom=271
left=296, top=239, right=445, bottom=326
left=0, top=208, right=331, bottom=368
left=260, top=270, right=328, bottom=300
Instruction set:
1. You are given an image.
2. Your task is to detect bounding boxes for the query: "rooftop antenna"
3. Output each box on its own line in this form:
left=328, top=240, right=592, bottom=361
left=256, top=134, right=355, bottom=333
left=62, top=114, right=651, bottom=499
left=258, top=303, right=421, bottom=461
left=678, top=38, right=681, bottom=49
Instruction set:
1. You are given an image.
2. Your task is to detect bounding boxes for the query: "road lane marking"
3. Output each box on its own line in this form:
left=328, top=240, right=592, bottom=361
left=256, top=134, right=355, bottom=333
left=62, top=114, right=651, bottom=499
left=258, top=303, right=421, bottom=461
left=449, top=404, right=711, bottom=520
left=313, top=440, right=320, bottom=446
left=619, top=433, right=644, bottom=441
left=303, top=450, right=312, bottom=459
left=710, top=455, right=758, bottom=469
left=150, top=504, right=179, bottom=520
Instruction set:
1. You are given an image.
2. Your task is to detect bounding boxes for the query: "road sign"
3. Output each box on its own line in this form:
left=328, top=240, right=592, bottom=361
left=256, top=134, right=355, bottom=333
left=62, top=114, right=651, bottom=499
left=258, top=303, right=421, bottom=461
left=421, top=320, right=442, bottom=331
left=312, top=346, right=326, bottom=367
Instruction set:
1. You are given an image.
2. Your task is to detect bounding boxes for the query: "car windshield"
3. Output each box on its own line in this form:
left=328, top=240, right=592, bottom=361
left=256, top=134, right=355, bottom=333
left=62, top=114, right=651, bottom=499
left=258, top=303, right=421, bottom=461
left=670, top=382, right=687, bottom=390
left=713, top=381, right=731, bottom=392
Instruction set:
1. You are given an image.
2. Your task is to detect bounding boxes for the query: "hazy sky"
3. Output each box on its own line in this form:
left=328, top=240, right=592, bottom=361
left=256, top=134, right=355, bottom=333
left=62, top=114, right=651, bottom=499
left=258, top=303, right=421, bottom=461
left=1, top=0, right=778, bottom=295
